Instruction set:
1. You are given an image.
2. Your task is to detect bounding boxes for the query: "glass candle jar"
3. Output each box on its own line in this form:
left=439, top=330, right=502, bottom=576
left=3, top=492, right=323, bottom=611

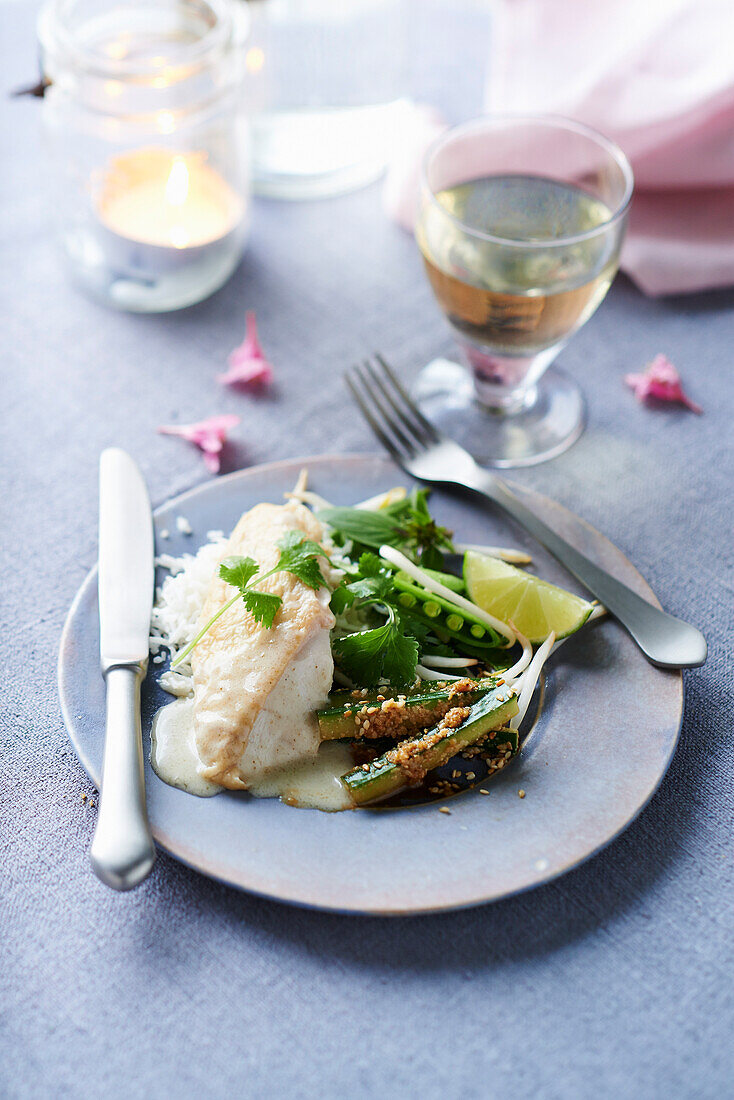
left=38, top=0, right=251, bottom=312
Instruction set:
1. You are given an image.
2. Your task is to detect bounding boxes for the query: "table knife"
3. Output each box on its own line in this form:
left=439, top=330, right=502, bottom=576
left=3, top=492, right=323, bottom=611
left=90, top=448, right=156, bottom=890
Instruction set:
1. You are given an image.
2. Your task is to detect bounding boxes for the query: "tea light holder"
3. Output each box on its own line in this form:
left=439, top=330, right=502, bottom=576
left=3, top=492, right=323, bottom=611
left=38, top=0, right=251, bottom=312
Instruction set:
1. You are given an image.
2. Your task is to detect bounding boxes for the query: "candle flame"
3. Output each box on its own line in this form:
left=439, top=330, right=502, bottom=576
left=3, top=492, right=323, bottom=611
left=246, top=46, right=265, bottom=73
left=165, top=157, right=189, bottom=207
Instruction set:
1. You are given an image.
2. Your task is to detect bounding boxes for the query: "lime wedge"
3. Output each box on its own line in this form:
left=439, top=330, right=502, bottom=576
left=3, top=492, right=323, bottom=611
left=464, top=551, right=595, bottom=644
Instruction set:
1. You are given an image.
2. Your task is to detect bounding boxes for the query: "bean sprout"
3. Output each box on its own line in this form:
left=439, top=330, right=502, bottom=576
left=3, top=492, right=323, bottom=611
left=510, top=632, right=556, bottom=730
left=415, top=664, right=464, bottom=681
left=454, top=542, right=532, bottom=565
left=502, top=625, right=533, bottom=681
left=420, top=655, right=479, bottom=668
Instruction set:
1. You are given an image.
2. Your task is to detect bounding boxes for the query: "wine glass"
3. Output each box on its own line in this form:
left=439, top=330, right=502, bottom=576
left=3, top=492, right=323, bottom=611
left=414, top=115, right=633, bottom=466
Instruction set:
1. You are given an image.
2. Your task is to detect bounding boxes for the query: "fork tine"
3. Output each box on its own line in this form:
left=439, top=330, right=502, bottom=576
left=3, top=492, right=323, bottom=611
left=345, top=370, right=409, bottom=466
left=362, top=357, right=426, bottom=449
left=374, top=353, right=441, bottom=444
left=355, top=361, right=419, bottom=457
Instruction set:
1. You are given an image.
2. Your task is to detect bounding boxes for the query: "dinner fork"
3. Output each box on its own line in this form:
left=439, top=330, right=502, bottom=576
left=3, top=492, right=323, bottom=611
left=346, top=355, right=707, bottom=669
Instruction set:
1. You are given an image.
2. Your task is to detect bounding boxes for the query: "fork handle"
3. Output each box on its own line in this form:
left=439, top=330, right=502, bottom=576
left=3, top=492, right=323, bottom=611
left=467, top=473, right=706, bottom=669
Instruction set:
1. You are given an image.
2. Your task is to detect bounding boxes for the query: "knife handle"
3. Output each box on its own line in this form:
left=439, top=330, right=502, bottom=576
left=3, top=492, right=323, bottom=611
left=90, top=663, right=156, bottom=890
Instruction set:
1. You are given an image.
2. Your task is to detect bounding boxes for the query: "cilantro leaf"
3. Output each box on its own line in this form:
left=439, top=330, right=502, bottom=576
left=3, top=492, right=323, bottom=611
left=275, top=531, right=329, bottom=590
left=382, top=625, right=420, bottom=688
left=330, top=584, right=354, bottom=615
left=344, top=551, right=394, bottom=600
left=219, top=555, right=259, bottom=590
left=333, top=612, right=418, bottom=687
left=241, top=588, right=282, bottom=628
left=346, top=574, right=392, bottom=601
left=358, top=551, right=384, bottom=577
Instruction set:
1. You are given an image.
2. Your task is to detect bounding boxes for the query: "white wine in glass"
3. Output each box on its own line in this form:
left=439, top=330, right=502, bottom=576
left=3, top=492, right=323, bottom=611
left=415, top=118, right=633, bottom=466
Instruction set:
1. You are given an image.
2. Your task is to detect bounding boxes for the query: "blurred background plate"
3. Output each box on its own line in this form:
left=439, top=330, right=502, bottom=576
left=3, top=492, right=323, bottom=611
left=58, top=454, right=683, bottom=914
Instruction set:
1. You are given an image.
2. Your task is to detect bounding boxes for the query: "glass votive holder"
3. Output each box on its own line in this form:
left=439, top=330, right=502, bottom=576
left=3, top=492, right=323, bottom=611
left=38, top=0, right=251, bottom=312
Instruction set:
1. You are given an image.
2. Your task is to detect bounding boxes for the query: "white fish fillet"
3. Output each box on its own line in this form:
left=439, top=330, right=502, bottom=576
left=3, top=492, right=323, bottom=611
left=192, top=501, right=337, bottom=789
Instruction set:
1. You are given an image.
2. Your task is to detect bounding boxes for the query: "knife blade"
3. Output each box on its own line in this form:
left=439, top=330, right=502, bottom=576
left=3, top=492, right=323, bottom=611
left=98, top=448, right=154, bottom=668
left=91, top=448, right=156, bottom=890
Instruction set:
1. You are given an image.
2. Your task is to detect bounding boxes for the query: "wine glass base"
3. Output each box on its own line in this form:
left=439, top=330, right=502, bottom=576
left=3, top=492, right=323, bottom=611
left=412, top=358, right=586, bottom=468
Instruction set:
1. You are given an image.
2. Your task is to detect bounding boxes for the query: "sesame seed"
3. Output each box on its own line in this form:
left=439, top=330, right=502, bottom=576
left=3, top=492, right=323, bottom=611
left=466, top=771, right=475, bottom=781
left=479, top=788, right=490, bottom=796
left=438, top=807, right=451, bottom=815
left=518, top=789, right=526, bottom=799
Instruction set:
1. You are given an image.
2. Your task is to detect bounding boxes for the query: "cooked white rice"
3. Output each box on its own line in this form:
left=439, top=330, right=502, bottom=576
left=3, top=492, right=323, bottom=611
left=149, top=529, right=226, bottom=696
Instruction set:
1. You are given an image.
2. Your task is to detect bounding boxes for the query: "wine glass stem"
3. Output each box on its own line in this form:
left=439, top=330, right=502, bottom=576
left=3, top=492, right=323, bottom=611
left=460, top=339, right=565, bottom=413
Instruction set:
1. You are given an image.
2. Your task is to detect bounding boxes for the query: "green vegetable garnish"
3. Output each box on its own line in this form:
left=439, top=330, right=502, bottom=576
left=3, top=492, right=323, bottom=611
left=332, top=609, right=419, bottom=689
left=315, top=508, right=401, bottom=551
left=172, top=534, right=331, bottom=667
left=330, top=553, right=422, bottom=687
left=318, top=488, right=454, bottom=568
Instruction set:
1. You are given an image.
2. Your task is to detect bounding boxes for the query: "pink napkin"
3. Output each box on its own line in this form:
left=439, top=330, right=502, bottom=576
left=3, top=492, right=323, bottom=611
left=385, top=0, right=734, bottom=296
left=489, top=0, right=734, bottom=296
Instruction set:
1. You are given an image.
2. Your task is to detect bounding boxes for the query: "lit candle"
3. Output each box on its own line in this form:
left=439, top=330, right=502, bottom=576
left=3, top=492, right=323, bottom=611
left=97, top=148, right=243, bottom=249
left=91, top=147, right=247, bottom=310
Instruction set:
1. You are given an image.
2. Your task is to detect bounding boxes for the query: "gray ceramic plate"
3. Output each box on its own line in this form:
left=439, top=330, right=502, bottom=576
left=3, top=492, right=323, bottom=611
left=59, top=455, right=683, bottom=914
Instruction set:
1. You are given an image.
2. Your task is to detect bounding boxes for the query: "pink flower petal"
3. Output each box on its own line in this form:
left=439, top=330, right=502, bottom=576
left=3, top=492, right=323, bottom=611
left=158, top=414, right=240, bottom=474
left=219, top=311, right=274, bottom=388
left=624, top=354, right=702, bottom=414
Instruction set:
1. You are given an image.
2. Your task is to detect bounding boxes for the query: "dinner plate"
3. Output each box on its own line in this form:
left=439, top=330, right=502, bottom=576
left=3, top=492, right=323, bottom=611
left=59, top=454, right=683, bottom=914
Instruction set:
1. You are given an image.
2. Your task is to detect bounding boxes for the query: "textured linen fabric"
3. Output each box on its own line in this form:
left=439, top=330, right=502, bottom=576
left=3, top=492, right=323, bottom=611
left=2, top=3, right=733, bottom=1098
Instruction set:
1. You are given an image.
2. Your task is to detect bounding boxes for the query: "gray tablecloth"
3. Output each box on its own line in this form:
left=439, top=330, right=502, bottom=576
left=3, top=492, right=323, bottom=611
left=2, top=3, right=733, bottom=1097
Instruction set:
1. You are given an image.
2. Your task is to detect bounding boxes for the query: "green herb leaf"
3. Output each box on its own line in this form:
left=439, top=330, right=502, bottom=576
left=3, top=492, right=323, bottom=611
left=330, top=584, right=354, bottom=615
left=358, top=551, right=385, bottom=577
left=382, top=625, right=420, bottom=687
left=316, top=507, right=400, bottom=550
left=219, top=555, right=259, bottom=590
left=346, top=574, right=392, bottom=601
left=275, top=531, right=329, bottom=590
left=241, top=588, right=282, bottom=629
left=333, top=612, right=418, bottom=687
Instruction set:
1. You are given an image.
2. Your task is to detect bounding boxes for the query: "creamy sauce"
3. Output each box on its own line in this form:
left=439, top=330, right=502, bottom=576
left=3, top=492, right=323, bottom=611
left=151, top=697, right=220, bottom=797
left=151, top=696, right=354, bottom=811
left=248, top=741, right=354, bottom=812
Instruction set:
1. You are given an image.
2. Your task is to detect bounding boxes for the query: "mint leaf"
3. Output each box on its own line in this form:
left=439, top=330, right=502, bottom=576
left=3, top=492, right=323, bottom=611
left=241, top=588, right=282, bottom=628
left=275, top=531, right=329, bottom=590
left=333, top=613, right=418, bottom=687
left=219, top=555, right=259, bottom=590
left=316, top=507, right=400, bottom=550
